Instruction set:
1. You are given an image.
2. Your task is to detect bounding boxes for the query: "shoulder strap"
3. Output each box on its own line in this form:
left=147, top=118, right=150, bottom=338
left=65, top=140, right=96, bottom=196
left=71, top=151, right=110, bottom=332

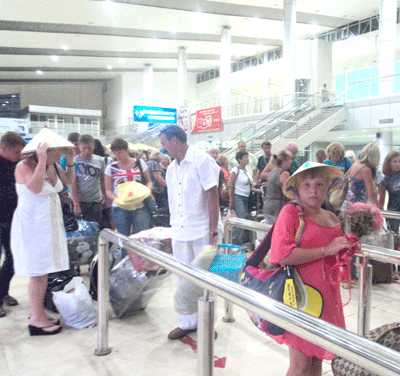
left=352, top=165, right=367, bottom=179
left=53, top=163, right=60, bottom=178
left=245, top=203, right=305, bottom=267
left=135, top=158, right=143, bottom=178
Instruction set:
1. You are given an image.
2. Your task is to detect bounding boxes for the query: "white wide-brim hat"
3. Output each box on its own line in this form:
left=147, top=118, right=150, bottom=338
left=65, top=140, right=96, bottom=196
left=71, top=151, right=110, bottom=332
left=22, top=128, right=76, bottom=155
left=282, top=161, right=343, bottom=200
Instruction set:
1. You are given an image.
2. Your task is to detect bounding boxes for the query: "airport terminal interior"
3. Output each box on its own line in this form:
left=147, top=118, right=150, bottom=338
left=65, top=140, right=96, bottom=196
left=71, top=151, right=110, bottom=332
left=2, top=0, right=400, bottom=375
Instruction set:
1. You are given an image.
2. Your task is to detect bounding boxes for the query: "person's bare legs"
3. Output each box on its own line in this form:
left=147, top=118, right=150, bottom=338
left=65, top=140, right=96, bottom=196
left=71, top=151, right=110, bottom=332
left=286, top=347, right=322, bottom=376
left=28, top=275, right=60, bottom=330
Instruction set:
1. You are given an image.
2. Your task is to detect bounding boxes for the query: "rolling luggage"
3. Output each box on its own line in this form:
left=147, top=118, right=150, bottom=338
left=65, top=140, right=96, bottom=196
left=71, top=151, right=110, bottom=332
left=361, top=229, right=394, bottom=284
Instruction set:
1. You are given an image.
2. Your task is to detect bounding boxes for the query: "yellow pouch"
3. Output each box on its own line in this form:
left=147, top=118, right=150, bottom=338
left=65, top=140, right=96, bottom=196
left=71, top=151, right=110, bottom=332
left=114, top=181, right=151, bottom=211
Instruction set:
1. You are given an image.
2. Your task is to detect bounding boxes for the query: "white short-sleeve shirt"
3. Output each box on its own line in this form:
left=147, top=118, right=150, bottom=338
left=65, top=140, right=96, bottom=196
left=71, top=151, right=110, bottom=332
left=166, top=145, right=220, bottom=241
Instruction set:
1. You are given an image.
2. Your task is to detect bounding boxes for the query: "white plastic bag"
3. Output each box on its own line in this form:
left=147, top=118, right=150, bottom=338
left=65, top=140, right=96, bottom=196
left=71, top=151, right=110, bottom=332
left=53, top=276, right=97, bottom=330
left=174, top=245, right=219, bottom=315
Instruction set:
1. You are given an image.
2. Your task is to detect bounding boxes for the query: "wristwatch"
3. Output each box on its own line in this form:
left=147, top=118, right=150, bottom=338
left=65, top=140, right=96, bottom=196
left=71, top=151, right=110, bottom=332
left=210, top=231, right=218, bottom=237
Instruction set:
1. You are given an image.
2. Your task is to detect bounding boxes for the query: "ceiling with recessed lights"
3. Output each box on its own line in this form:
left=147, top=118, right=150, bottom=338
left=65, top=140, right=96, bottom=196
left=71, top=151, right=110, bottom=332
left=0, top=0, right=383, bottom=82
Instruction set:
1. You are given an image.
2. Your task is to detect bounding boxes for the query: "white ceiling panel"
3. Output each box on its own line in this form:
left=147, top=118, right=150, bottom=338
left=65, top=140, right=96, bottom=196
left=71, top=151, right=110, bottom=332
left=0, top=0, right=388, bottom=81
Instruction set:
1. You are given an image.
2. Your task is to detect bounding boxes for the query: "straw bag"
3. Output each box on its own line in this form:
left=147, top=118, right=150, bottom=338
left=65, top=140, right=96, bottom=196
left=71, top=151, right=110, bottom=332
left=114, top=181, right=151, bottom=211
left=332, top=322, right=400, bottom=375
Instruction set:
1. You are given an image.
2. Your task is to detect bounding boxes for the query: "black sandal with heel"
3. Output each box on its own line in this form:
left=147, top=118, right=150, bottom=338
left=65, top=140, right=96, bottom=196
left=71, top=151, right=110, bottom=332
left=28, top=324, right=62, bottom=336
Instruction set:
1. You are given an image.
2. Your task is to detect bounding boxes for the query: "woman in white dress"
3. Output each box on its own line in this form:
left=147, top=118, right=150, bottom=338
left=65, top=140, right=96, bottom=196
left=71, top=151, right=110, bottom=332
left=11, top=141, right=75, bottom=336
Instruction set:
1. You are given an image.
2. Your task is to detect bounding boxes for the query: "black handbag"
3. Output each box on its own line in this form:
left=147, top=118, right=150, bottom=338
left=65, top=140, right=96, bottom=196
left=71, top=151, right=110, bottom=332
left=44, top=269, right=75, bottom=312
left=54, top=163, right=79, bottom=232
left=240, top=203, right=307, bottom=336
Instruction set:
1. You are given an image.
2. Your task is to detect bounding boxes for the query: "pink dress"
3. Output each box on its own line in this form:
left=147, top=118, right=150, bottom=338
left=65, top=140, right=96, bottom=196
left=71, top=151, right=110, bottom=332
left=269, top=203, right=345, bottom=360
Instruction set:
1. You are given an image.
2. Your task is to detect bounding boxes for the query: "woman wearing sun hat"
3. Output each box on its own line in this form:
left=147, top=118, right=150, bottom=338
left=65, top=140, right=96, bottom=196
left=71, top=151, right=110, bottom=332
left=267, top=161, right=354, bottom=376
left=11, top=128, right=75, bottom=336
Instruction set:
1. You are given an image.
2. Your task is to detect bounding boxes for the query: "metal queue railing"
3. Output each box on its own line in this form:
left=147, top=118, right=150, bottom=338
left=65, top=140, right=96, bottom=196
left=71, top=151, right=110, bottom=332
left=95, top=228, right=400, bottom=376
left=224, top=212, right=400, bottom=337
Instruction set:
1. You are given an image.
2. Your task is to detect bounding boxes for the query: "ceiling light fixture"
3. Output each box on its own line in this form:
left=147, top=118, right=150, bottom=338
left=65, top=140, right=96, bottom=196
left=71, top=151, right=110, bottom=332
left=107, top=65, right=112, bottom=70
left=36, top=70, right=43, bottom=75
left=61, top=45, right=69, bottom=51
left=51, top=55, right=58, bottom=61
left=119, top=58, right=125, bottom=63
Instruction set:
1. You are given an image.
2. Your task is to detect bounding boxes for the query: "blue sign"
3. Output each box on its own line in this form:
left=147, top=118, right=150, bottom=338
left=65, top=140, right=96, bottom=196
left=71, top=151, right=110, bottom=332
left=133, top=106, right=177, bottom=123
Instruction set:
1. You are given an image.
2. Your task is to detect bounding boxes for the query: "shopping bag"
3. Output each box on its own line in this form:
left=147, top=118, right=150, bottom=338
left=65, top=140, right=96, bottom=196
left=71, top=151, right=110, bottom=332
left=53, top=276, right=97, bottom=330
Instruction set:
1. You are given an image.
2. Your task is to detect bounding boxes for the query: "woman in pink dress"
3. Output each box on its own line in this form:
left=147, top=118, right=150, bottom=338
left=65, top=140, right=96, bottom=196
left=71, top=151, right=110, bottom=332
left=269, top=162, right=354, bottom=376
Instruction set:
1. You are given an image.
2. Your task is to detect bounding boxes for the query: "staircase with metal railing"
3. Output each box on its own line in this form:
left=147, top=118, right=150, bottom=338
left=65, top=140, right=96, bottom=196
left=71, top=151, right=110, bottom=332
left=221, top=91, right=347, bottom=158
left=221, top=93, right=322, bottom=158
left=127, top=123, right=166, bottom=145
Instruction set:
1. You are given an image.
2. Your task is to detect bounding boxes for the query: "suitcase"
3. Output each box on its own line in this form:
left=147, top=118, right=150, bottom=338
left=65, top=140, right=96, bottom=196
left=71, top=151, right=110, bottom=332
left=361, top=229, right=394, bottom=284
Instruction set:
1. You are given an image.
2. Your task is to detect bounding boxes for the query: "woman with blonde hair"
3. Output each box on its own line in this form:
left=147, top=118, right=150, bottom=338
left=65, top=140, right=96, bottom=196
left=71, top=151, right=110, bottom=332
left=267, top=162, right=350, bottom=376
left=342, top=143, right=380, bottom=210
left=341, top=143, right=380, bottom=286
left=207, top=146, right=220, bottom=161
left=323, top=142, right=352, bottom=173
left=262, top=149, right=292, bottom=223
left=11, top=129, right=75, bottom=335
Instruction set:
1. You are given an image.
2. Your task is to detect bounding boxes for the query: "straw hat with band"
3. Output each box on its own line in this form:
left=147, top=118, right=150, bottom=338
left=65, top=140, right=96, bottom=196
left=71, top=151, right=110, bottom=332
left=282, top=161, right=343, bottom=201
left=22, top=128, right=75, bottom=155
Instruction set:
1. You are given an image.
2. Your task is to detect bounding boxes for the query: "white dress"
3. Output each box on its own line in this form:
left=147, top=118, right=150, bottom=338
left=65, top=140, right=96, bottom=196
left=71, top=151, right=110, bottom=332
left=11, top=176, right=70, bottom=276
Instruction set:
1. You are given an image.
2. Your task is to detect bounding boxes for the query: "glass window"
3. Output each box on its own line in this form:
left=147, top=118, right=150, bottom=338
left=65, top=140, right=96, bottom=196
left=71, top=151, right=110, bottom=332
left=349, top=23, right=359, bottom=37
left=30, top=114, right=38, bottom=122
left=360, top=20, right=370, bottom=34
left=371, top=17, right=379, bottom=31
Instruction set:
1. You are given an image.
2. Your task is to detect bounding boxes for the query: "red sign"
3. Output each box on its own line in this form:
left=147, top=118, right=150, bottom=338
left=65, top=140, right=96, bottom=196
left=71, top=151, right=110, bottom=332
left=192, top=106, right=222, bottom=134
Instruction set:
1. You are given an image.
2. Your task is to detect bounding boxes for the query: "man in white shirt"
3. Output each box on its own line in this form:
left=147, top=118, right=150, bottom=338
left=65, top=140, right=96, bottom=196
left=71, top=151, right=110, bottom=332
left=159, top=125, right=220, bottom=340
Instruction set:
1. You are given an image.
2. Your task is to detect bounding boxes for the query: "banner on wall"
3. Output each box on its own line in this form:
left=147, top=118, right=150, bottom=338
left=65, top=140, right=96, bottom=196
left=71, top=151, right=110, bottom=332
left=177, top=112, right=196, bottom=133
left=0, top=118, right=28, bottom=135
left=192, top=106, right=222, bottom=134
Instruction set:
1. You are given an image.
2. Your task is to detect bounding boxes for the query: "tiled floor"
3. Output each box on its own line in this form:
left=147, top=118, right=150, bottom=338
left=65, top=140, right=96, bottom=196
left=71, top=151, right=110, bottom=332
left=1, top=267, right=399, bottom=376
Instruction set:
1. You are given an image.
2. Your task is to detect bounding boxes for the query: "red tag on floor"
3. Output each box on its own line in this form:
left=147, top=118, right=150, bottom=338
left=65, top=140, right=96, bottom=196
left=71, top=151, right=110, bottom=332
left=179, top=336, right=227, bottom=368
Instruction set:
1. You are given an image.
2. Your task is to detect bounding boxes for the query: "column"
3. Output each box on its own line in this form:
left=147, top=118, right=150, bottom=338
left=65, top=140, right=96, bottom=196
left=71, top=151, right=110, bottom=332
left=377, top=131, right=393, bottom=168
left=143, top=63, right=153, bottom=106
left=283, top=0, right=296, bottom=105
left=177, top=47, right=187, bottom=110
left=220, top=26, right=231, bottom=117
left=378, top=0, right=397, bottom=96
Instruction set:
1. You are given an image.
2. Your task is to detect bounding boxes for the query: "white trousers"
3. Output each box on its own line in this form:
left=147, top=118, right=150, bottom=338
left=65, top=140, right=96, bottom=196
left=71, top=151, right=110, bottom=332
left=172, top=234, right=210, bottom=330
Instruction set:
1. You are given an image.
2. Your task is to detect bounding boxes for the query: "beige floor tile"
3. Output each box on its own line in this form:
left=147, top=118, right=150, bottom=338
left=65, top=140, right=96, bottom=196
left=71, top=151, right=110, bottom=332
left=1, top=268, right=399, bottom=376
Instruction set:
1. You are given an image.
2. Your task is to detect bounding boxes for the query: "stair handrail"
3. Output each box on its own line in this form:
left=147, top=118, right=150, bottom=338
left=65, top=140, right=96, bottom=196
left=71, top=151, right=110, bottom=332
left=222, top=93, right=322, bottom=157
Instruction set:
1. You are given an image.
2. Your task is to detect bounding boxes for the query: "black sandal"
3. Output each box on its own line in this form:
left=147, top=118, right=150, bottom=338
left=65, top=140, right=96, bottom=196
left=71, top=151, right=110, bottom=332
left=28, top=324, right=62, bottom=336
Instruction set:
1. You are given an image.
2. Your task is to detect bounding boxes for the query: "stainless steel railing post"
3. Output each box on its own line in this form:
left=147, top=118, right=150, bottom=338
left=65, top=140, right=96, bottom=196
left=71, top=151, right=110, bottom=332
left=95, top=229, right=400, bottom=375
left=222, top=224, right=235, bottom=323
left=358, top=261, right=373, bottom=337
left=197, top=291, right=216, bottom=376
left=94, top=236, right=111, bottom=356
